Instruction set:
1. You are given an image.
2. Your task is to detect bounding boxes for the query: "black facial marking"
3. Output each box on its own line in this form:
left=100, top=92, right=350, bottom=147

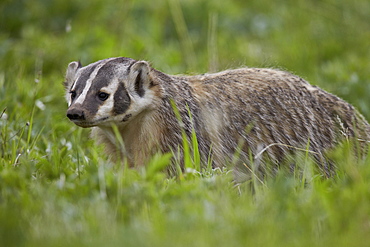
left=113, top=83, right=131, bottom=115
left=72, top=63, right=98, bottom=95
left=91, top=63, right=115, bottom=90
left=90, top=58, right=136, bottom=91
left=121, top=114, right=132, bottom=122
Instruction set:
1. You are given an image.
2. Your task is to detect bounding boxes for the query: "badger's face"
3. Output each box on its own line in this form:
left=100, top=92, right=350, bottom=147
left=64, top=57, right=157, bottom=128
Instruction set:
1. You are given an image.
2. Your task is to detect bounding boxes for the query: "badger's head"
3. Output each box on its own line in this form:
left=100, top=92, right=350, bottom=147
left=64, top=57, right=159, bottom=128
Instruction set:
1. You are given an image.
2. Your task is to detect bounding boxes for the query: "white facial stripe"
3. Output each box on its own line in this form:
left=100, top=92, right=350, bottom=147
left=72, top=58, right=117, bottom=105
left=100, top=77, right=120, bottom=94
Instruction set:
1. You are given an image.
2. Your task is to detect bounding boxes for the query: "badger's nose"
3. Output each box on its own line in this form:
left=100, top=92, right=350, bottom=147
left=67, top=108, right=85, bottom=120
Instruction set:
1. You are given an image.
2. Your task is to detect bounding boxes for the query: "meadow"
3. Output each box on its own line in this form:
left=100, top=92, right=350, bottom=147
left=1, top=0, right=370, bottom=246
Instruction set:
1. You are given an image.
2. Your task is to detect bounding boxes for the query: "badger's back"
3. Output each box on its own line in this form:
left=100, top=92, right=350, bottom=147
left=165, top=68, right=370, bottom=175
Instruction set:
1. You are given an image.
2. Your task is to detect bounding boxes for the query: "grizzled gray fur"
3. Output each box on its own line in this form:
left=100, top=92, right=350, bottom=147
left=64, top=57, right=370, bottom=178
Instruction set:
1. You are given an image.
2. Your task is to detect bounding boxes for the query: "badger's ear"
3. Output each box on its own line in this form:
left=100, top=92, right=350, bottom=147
left=128, top=60, right=151, bottom=97
left=64, top=61, right=82, bottom=90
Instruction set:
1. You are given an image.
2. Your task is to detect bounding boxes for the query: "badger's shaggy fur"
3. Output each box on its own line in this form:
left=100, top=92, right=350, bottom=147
left=64, top=57, right=370, bottom=178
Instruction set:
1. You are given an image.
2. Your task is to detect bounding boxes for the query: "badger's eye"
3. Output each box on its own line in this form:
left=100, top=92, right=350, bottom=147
left=70, top=91, right=77, bottom=100
left=98, top=92, right=109, bottom=101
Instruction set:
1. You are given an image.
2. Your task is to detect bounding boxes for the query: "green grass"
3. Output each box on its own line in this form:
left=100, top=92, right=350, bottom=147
left=1, top=0, right=370, bottom=246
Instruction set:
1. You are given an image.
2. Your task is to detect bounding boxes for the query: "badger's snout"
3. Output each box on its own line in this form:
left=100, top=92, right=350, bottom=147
left=66, top=107, right=85, bottom=121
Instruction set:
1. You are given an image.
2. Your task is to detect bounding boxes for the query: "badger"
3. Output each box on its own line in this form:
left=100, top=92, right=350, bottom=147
left=64, top=57, right=370, bottom=178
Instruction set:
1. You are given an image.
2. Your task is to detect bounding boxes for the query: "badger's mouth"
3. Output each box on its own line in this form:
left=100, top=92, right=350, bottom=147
left=70, top=117, right=109, bottom=128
